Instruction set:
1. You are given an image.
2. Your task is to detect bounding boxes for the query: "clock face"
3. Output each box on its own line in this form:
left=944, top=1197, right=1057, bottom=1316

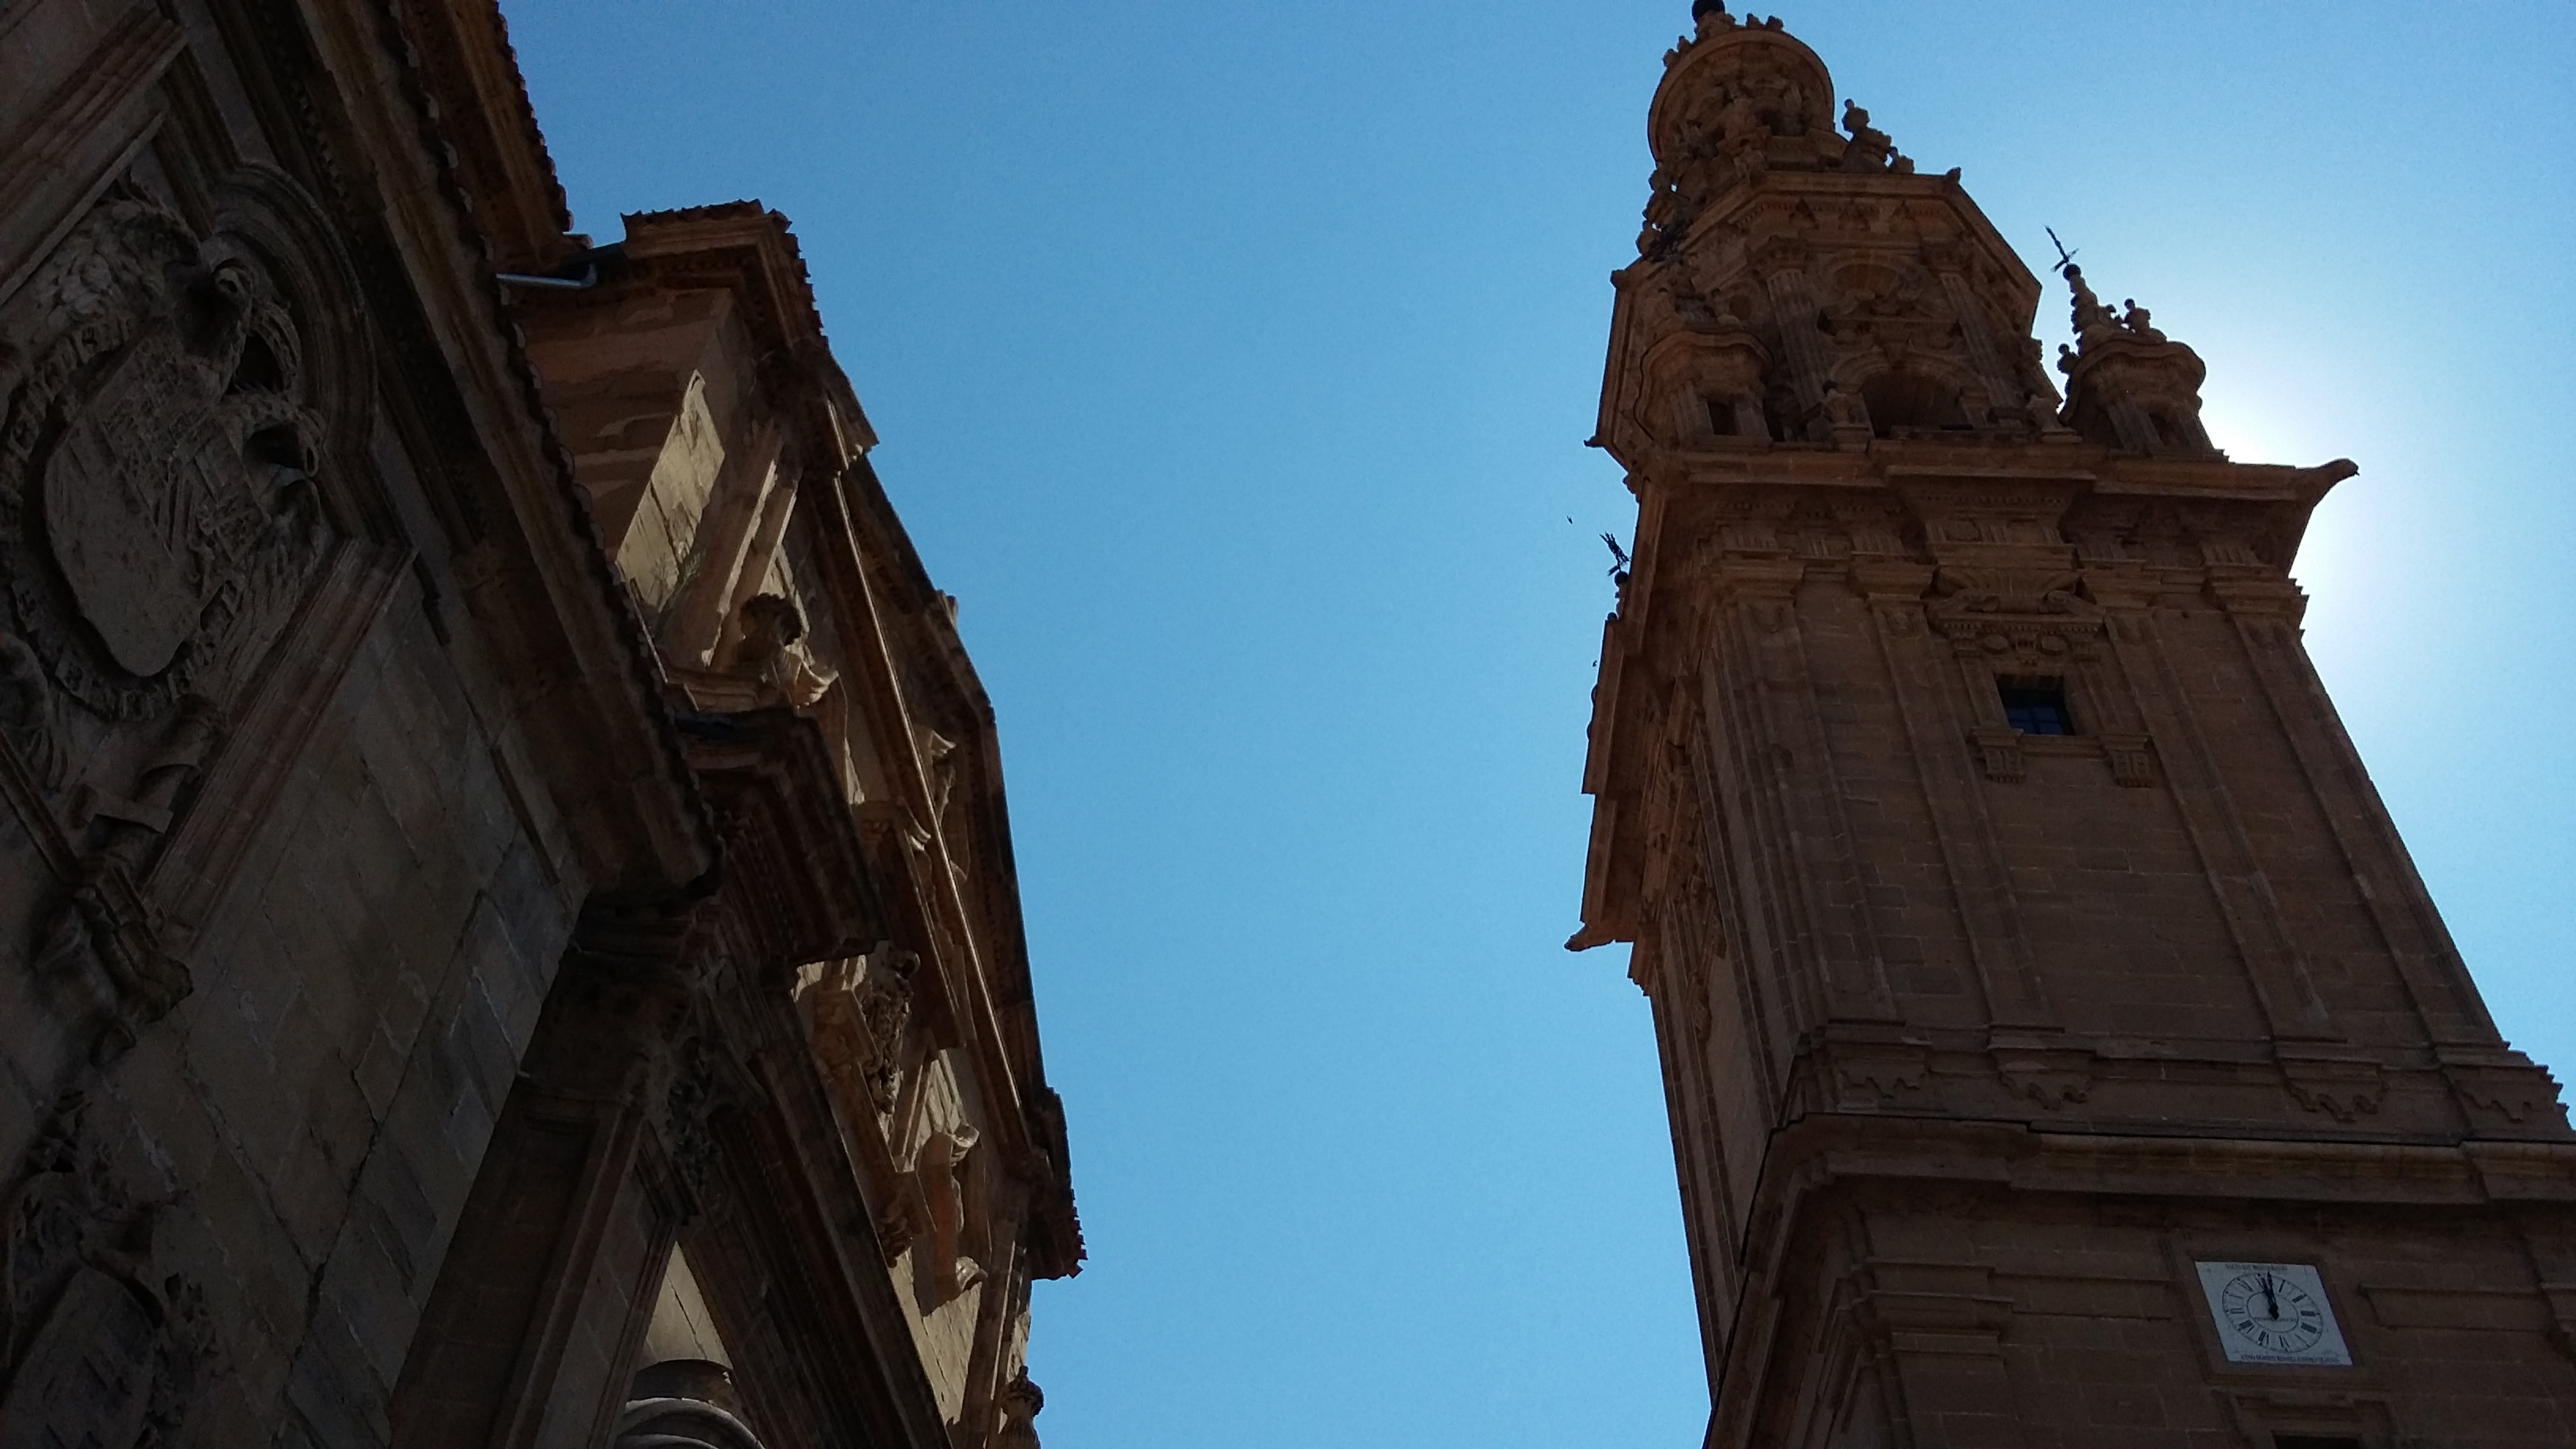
left=2193, top=1261, right=2351, bottom=1366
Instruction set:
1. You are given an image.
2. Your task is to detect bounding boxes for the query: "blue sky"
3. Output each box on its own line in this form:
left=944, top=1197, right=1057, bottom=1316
left=505, top=4, right=2574, bottom=1444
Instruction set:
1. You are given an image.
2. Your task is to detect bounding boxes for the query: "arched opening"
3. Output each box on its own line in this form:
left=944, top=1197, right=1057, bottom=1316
left=1859, top=371, right=1969, bottom=436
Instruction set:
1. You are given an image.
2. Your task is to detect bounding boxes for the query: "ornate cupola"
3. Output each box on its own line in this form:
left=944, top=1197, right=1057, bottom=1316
left=1601, top=3, right=2062, bottom=459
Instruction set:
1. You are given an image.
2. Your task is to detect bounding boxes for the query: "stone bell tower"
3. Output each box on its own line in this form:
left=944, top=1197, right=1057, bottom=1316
left=1572, top=6, right=2576, bottom=1445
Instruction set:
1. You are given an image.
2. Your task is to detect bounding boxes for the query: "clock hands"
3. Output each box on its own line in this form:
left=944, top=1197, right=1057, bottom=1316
left=2260, top=1273, right=2279, bottom=1321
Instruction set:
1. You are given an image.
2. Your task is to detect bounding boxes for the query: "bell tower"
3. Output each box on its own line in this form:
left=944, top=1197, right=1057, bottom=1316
left=1573, top=6, right=2576, bottom=1445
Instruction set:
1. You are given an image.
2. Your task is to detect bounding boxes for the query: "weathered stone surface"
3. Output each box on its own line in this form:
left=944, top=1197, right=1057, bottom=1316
left=0, top=2, right=1077, bottom=1446
left=1578, top=7, right=2576, bottom=1444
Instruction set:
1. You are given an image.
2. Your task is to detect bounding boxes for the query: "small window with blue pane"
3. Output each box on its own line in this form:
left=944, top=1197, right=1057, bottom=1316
left=1998, top=677, right=2073, bottom=736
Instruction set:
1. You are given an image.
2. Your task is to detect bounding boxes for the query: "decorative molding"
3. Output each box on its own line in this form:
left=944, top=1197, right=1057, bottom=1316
left=1968, top=724, right=2024, bottom=785
left=665, top=1035, right=729, bottom=1217
left=2097, top=730, right=2156, bottom=788
left=1992, top=1045, right=2094, bottom=1110
left=1826, top=1046, right=1931, bottom=1108
left=2278, top=1055, right=2387, bottom=1124
left=2444, top=1058, right=2570, bottom=1137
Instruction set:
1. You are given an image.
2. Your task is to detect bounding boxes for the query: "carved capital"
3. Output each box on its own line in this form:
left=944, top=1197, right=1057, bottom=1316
left=2097, top=731, right=2157, bottom=788
left=1970, top=725, right=2026, bottom=784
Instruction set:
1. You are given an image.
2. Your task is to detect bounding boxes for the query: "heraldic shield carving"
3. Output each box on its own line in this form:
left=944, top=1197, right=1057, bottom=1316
left=0, top=169, right=377, bottom=1057
left=0, top=181, right=337, bottom=728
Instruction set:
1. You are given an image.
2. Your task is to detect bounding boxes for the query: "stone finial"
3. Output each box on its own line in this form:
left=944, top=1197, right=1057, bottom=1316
left=2060, top=263, right=2121, bottom=345
left=997, top=1372, right=1045, bottom=1449
left=1692, top=0, right=1733, bottom=33
left=2053, top=263, right=2217, bottom=456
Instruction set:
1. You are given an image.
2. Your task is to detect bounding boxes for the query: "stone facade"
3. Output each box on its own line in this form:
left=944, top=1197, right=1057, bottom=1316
left=1574, top=7, right=2576, bottom=1447
left=0, top=2, right=1077, bottom=1447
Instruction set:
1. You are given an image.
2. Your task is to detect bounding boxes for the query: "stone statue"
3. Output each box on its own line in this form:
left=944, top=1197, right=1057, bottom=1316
left=1821, top=382, right=1870, bottom=432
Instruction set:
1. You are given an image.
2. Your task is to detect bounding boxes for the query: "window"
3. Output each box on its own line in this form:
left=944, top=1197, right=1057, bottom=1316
left=1998, top=677, right=2073, bottom=736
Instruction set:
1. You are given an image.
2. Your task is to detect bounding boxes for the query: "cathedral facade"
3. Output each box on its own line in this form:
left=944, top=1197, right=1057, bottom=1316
left=1573, top=6, right=2576, bottom=1446
left=0, top=2, right=1076, bottom=1446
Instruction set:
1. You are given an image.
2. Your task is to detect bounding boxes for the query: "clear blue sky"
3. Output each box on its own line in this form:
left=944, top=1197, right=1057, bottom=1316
left=506, top=4, right=2574, bottom=1444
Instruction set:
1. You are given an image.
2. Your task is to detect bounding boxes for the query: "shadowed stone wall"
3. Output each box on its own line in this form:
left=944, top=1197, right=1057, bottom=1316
left=0, top=2, right=1078, bottom=1446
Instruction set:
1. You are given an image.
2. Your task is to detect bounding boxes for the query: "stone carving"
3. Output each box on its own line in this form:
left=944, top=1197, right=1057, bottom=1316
left=28, top=695, right=224, bottom=1059
left=0, top=1095, right=213, bottom=1448
left=2053, top=261, right=2218, bottom=455
left=1639, top=8, right=1835, bottom=253
left=1994, top=1050, right=2094, bottom=1110
left=2446, top=1060, right=2570, bottom=1135
left=994, top=1371, right=1044, bottom=1449
left=0, top=630, right=67, bottom=788
left=2098, top=731, right=2157, bottom=788
left=873, top=1195, right=923, bottom=1265
left=1969, top=725, right=2026, bottom=785
left=808, top=944, right=923, bottom=1128
left=1930, top=567, right=2080, bottom=619
left=917, top=1120, right=983, bottom=1302
left=1926, top=567, right=2106, bottom=683
left=1818, top=380, right=1871, bottom=446
left=732, top=593, right=834, bottom=708
left=0, top=185, right=334, bottom=728
left=2061, top=263, right=2122, bottom=346
left=1830, top=1051, right=1930, bottom=1107
left=855, top=945, right=919, bottom=1114
left=28, top=864, right=189, bottom=1063
left=2279, top=1057, right=2387, bottom=1123
left=1840, top=102, right=1894, bottom=171
left=666, top=1037, right=728, bottom=1213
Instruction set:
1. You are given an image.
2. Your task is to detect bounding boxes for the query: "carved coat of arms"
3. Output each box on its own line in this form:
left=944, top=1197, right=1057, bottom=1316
left=0, top=188, right=330, bottom=731
left=0, top=178, right=357, bottom=1060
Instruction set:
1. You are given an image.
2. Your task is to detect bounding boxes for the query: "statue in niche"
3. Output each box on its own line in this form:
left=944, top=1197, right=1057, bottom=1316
left=916, top=1118, right=984, bottom=1303
left=730, top=593, right=834, bottom=707
left=1820, top=381, right=1870, bottom=431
